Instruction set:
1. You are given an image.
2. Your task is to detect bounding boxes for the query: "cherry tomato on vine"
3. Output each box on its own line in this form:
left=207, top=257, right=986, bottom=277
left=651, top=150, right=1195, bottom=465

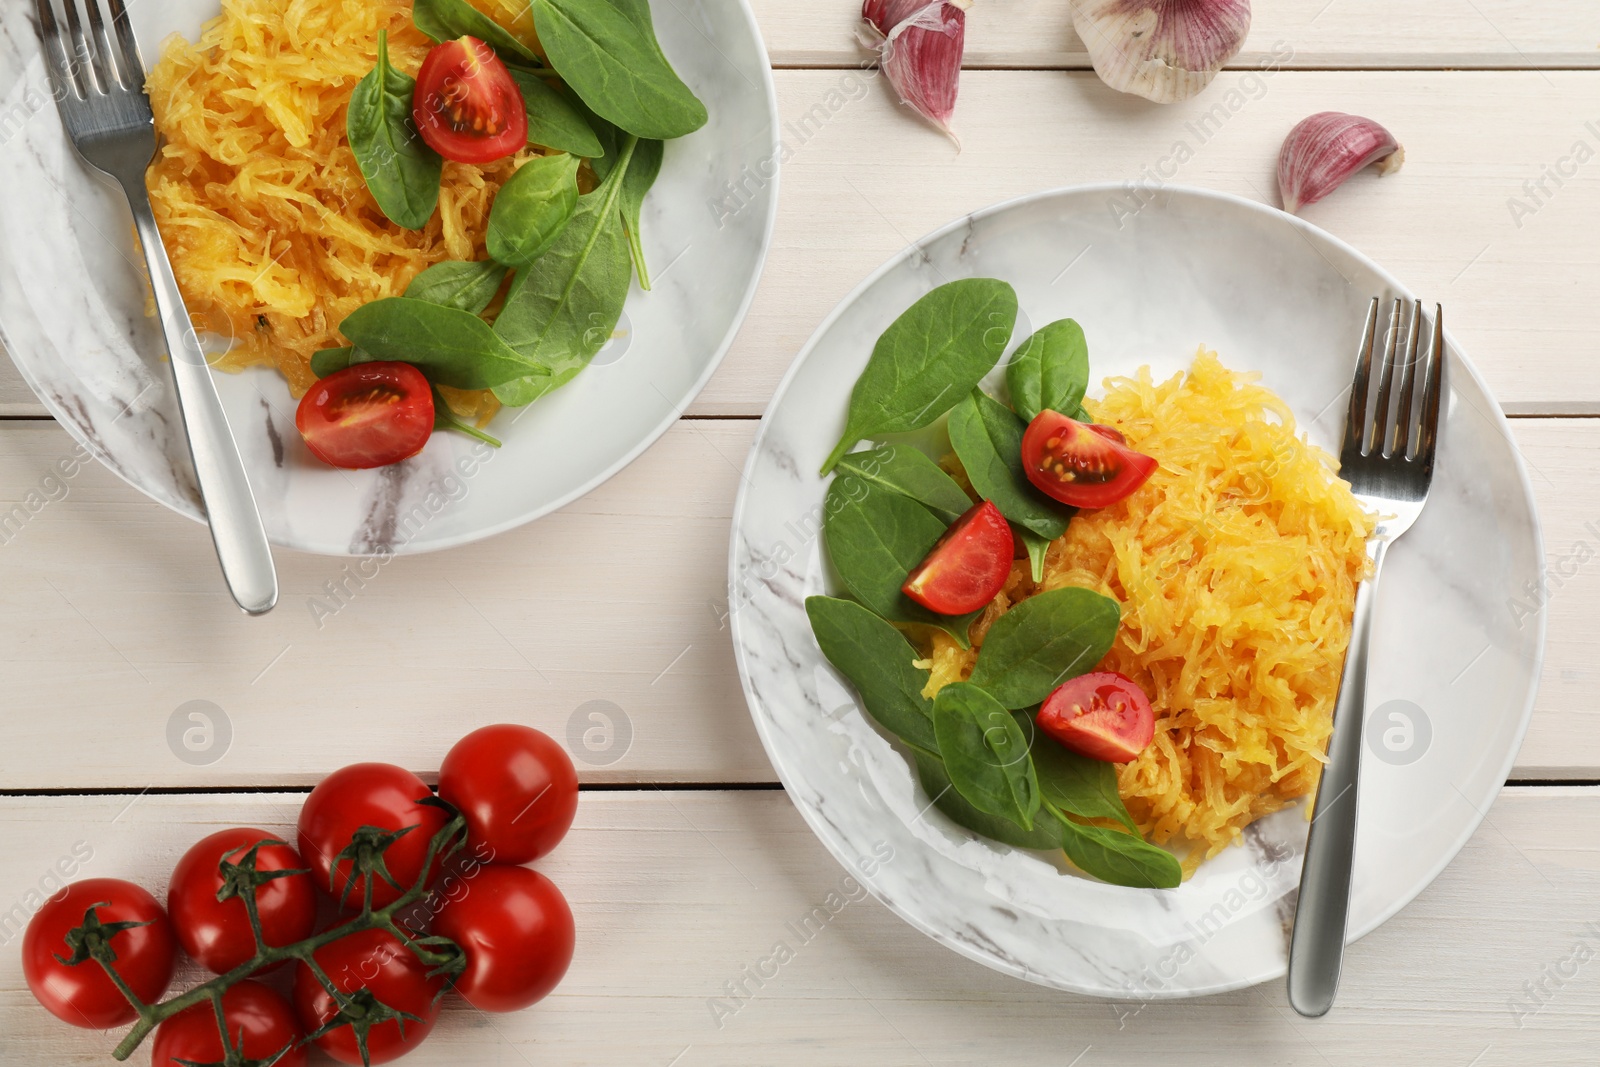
left=22, top=878, right=177, bottom=1029
left=432, top=865, right=574, bottom=1012
left=297, top=763, right=448, bottom=910
left=292, top=929, right=443, bottom=1066
left=413, top=37, right=529, bottom=164
left=1036, top=672, right=1156, bottom=763
left=1021, top=410, right=1158, bottom=509
left=151, top=981, right=306, bottom=1067
left=295, top=362, right=434, bottom=470
left=438, top=725, right=579, bottom=864
left=900, top=500, right=1014, bottom=615
left=167, top=828, right=318, bottom=975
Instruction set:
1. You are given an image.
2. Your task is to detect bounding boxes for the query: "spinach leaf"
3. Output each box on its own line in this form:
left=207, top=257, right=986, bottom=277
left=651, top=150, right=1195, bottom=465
left=931, top=683, right=1040, bottom=831
left=806, top=596, right=939, bottom=755
left=1016, top=527, right=1050, bottom=584
left=404, top=260, right=508, bottom=314
left=508, top=70, right=605, bottom=158
left=1049, top=804, right=1181, bottom=889
left=948, top=389, right=1075, bottom=542
left=581, top=102, right=664, bottom=288
left=347, top=31, right=442, bottom=231
left=822, top=279, right=1017, bottom=474
left=834, top=445, right=973, bottom=524
left=412, top=0, right=539, bottom=63
left=1006, top=319, right=1089, bottom=423
left=967, top=586, right=1120, bottom=709
left=822, top=472, right=979, bottom=648
left=913, top=751, right=1064, bottom=850
left=531, top=0, right=707, bottom=141
left=431, top=385, right=502, bottom=447
left=491, top=137, right=638, bottom=407
left=339, top=298, right=549, bottom=390
left=487, top=153, right=581, bottom=268
left=311, top=346, right=355, bottom=378
left=1024, top=714, right=1136, bottom=831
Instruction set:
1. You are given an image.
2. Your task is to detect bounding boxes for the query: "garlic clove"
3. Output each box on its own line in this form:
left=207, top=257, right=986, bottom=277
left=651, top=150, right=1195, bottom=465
left=1068, top=0, right=1251, bottom=105
left=861, top=0, right=972, bottom=146
left=1277, top=112, right=1404, bottom=214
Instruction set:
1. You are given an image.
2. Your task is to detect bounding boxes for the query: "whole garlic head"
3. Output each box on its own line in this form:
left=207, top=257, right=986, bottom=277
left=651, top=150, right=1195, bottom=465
left=1069, top=0, right=1252, bottom=104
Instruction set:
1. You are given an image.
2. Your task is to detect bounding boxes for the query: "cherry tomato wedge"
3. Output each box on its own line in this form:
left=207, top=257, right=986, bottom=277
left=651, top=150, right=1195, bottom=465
left=167, top=828, right=318, bottom=975
left=1086, top=422, right=1126, bottom=445
left=1021, top=410, right=1157, bottom=509
left=901, top=500, right=1014, bottom=615
left=296, top=362, right=434, bottom=470
left=1036, top=672, right=1156, bottom=763
left=413, top=37, right=528, bottom=164
left=432, top=865, right=575, bottom=1012
left=22, top=878, right=177, bottom=1029
left=152, top=981, right=306, bottom=1067
left=439, top=725, right=579, bottom=864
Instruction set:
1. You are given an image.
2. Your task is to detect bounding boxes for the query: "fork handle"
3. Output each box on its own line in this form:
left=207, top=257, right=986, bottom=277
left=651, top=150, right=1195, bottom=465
left=126, top=183, right=278, bottom=615
left=1287, top=537, right=1388, bottom=1016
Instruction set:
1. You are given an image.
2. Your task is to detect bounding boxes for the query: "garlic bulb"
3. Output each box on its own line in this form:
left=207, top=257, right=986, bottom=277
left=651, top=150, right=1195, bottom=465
left=1068, top=0, right=1251, bottom=104
left=861, top=0, right=972, bottom=145
left=1277, top=112, right=1404, bottom=214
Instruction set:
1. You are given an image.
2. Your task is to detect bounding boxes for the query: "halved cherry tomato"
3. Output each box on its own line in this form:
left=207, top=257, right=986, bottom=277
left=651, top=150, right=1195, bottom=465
left=152, top=981, right=306, bottom=1067
left=413, top=37, right=528, bottom=165
left=1021, top=410, right=1157, bottom=509
left=297, top=763, right=448, bottom=910
left=292, top=929, right=442, bottom=1066
left=22, top=878, right=177, bottom=1028
left=296, top=362, right=434, bottom=470
left=1036, top=672, right=1156, bottom=763
left=901, top=500, right=1014, bottom=615
left=431, top=865, right=575, bottom=1012
left=439, top=724, right=579, bottom=864
left=167, top=828, right=318, bottom=975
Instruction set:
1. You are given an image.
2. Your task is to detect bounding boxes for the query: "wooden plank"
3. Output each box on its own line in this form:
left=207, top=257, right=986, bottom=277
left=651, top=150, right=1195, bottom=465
left=0, top=787, right=1596, bottom=1065
left=0, top=416, right=1596, bottom=785
left=755, top=0, right=1600, bottom=70
left=6, top=71, right=1600, bottom=419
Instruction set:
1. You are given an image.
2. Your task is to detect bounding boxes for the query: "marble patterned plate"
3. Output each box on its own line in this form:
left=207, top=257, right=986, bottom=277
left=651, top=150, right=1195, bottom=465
left=728, top=185, right=1545, bottom=998
left=0, top=0, right=777, bottom=555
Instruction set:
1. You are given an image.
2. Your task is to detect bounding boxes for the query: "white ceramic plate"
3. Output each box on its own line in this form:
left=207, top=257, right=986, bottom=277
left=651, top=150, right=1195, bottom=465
left=729, top=185, right=1545, bottom=998
left=0, top=0, right=777, bottom=555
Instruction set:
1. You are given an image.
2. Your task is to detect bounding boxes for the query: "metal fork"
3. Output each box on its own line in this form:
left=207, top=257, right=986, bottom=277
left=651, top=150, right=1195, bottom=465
left=1287, top=297, right=1445, bottom=1017
left=34, top=0, right=277, bottom=615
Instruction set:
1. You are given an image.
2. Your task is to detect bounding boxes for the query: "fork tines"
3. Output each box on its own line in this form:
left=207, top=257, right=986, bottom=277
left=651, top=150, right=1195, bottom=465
left=1344, top=297, right=1444, bottom=469
left=34, top=0, right=145, bottom=101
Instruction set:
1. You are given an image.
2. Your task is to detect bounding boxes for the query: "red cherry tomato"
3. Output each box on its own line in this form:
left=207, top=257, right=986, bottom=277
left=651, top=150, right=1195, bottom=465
left=292, top=929, right=442, bottom=1066
left=432, top=865, right=574, bottom=1012
left=1036, top=672, right=1156, bottom=763
left=167, top=828, right=318, bottom=975
left=1021, top=410, right=1158, bottom=509
left=151, top=981, right=306, bottom=1067
left=901, top=500, right=1014, bottom=615
left=22, top=878, right=177, bottom=1029
left=438, top=725, right=579, bottom=864
left=297, top=763, right=448, bottom=910
left=1086, top=422, right=1126, bottom=445
left=413, top=37, right=529, bottom=164
left=295, top=362, right=434, bottom=470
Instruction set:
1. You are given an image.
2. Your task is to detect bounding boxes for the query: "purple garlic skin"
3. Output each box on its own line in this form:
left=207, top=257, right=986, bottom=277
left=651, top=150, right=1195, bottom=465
left=1278, top=112, right=1404, bottom=214
left=861, top=0, right=970, bottom=145
left=1069, top=0, right=1252, bottom=104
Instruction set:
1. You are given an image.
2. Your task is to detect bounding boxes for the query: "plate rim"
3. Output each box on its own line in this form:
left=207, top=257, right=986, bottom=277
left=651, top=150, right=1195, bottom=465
left=0, top=0, right=782, bottom=558
left=727, top=181, right=1548, bottom=998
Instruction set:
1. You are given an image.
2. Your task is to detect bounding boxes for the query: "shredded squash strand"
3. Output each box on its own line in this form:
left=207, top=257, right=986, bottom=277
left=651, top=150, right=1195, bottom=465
left=924, top=350, right=1375, bottom=874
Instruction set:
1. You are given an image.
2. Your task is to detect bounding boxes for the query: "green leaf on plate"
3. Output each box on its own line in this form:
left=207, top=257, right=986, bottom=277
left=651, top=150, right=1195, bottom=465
left=806, top=596, right=938, bottom=755
left=346, top=31, right=442, bottom=231
left=932, top=682, right=1041, bottom=831
left=833, top=445, right=974, bottom=524
left=404, top=260, right=508, bottom=315
left=1024, top=712, right=1137, bottom=832
left=1006, top=318, right=1089, bottom=423
left=913, top=750, right=1064, bottom=850
left=967, top=586, right=1120, bottom=709
left=1049, top=804, right=1181, bottom=889
left=486, top=152, right=581, bottom=268
left=412, top=0, right=539, bottom=63
left=509, top=69, right=606, bottom=159
left=339, top=298, right=549, bottom=390
left=947, top=389, right=1075, bottom=542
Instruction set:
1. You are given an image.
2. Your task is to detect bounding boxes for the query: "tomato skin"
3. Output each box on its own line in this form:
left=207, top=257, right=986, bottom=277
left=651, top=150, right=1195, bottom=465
left=1036, top=672, right=1156, bottom=763
left=296, top=362, right=434, bottom=471
left=432, top=865, right=574, bottom=1012
left=901, top=500, right=1014, bottom=615
left=1021, top=410, right=1158, bottom=509
left=292, top=929, right=442, bottom=1065
left=298, top=763, right=448, bottom=910
left=438, top=725, right=579, bottom=864
left=151, top=981, right=306, bottom=1067
left=413, top=37, right=529, bottom=164
left=167, top=828, right=318, bottom=975
left=22, top=878, right=177, bottom=1029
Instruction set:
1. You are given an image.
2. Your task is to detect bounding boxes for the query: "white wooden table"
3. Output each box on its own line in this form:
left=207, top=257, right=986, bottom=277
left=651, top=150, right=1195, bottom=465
left=4, top=2, right=1600, bottom=1062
